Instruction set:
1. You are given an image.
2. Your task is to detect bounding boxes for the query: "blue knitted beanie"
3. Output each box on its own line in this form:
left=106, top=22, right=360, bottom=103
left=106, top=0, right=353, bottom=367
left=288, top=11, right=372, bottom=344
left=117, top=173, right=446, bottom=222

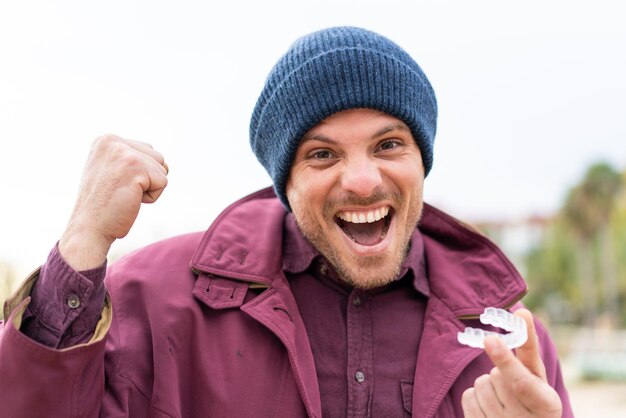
left=250, top=26, right=438, bottom=209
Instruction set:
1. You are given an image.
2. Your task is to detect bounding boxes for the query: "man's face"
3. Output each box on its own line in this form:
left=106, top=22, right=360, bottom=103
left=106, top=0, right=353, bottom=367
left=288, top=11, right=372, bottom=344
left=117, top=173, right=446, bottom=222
left=286, top=108, right=425, bottom=289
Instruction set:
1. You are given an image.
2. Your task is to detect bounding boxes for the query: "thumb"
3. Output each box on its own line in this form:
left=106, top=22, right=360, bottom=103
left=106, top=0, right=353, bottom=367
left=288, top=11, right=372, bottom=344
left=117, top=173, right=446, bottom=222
left=513, top=308, right=547, bottom=381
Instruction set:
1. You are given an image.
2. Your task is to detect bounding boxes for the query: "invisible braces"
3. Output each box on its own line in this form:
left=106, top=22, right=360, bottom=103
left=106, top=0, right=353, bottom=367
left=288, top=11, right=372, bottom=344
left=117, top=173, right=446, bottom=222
left=457, top=307, right=528, bottom=349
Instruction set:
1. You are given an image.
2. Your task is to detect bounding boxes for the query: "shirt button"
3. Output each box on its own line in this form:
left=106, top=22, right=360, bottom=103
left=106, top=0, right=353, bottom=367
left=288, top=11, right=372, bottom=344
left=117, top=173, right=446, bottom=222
left=67, top=294, right=81, bottom=309
left=355, top=370, right=365, bottom=383
left=319, top=264, right=328, bottom=276
left=353, top=295, right=361, bottom=306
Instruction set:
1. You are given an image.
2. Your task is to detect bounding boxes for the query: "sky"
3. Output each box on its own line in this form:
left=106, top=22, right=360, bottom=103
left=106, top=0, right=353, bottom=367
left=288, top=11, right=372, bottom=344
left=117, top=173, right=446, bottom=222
left=1, top=0, right=625, bottom=276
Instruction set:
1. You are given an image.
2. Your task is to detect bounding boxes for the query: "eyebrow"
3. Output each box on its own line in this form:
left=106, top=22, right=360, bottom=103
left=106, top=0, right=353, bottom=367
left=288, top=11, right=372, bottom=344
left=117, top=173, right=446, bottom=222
left=372, top=123, right=410, bottom=138
left=300, top=134, right=336, bottom=145
left=301, top=123, right=410, bottom=144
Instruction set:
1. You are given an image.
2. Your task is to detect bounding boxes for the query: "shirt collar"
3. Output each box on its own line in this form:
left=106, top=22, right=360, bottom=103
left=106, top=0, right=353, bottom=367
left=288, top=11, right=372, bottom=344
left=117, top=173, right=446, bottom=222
left=282, top=213, right=430, bottom=297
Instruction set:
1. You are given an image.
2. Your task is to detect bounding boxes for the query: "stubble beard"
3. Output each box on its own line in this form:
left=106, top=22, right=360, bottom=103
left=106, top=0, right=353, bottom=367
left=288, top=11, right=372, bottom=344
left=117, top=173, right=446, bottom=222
left=291, top=192, right=423, bottom=290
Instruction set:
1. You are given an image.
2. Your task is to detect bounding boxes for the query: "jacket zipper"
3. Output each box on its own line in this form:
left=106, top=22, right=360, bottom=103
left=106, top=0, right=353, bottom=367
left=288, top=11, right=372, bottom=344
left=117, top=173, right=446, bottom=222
left=456, top=289, right=528, bottom=320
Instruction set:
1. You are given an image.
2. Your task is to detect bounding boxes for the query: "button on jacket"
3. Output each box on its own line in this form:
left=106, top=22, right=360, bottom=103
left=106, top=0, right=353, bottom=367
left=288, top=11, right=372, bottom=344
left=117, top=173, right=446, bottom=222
left=0, top=187, right=573, bottom=417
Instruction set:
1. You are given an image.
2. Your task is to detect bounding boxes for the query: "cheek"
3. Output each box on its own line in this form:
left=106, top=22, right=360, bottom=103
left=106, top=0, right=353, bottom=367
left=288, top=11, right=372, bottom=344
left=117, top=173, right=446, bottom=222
left=289, top=173, right=331, bottom=206
left=288, top=180, right=319, bottom=221
left=287, top=179, right=310, bottom=209
left=403, top=164, right=425, bottom=194
left=286, top=170, right=309, bottom=208
left=285, top=182, right=299, bottom=209
left=413, top=178, right=424, bottom=198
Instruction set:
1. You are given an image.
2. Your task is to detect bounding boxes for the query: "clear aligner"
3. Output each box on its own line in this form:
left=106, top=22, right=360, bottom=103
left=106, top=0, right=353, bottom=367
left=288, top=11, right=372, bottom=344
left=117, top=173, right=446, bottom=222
left=457, top=307, right=528, bottom=349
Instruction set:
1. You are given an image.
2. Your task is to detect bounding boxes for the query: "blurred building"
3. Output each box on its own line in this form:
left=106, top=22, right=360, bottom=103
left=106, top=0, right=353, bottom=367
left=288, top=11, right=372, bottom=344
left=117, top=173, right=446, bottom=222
left=472, top=214, right=553, bottom=276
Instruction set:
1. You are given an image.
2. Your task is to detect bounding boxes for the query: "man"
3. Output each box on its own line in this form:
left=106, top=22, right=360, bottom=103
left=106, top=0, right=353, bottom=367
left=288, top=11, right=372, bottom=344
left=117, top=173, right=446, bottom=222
left=0, top=26, right=572, bottom=417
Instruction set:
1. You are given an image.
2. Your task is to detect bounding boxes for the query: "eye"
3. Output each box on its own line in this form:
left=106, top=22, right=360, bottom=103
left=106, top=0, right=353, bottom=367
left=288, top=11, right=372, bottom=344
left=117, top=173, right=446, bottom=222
left=307, top=149, right=334, bottom=160
left=377, top=139, right=402, bottom=152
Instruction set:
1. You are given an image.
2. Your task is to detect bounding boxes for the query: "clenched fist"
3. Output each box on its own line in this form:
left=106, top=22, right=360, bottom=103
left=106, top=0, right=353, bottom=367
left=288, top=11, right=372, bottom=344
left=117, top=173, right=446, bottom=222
left=59, top=134, right=169, bottom=270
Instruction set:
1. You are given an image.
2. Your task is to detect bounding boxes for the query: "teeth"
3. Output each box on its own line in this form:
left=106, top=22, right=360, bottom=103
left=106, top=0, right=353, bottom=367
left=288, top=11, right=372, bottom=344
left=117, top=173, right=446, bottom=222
left=337, top=206, right=390, bottom=224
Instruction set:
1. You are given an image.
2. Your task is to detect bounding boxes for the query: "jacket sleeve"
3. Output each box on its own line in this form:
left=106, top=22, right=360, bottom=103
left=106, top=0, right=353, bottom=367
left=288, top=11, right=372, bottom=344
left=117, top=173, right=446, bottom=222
left=0, top=270, right=112, bottom=418
left=20, top=244, right=108, bottom=348
left=534, top=315, right=575, bottom=418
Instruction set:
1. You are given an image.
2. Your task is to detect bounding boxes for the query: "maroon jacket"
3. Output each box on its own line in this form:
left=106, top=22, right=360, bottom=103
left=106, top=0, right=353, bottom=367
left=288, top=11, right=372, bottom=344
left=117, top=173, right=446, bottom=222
left=0, top=188, right=572, bottom=417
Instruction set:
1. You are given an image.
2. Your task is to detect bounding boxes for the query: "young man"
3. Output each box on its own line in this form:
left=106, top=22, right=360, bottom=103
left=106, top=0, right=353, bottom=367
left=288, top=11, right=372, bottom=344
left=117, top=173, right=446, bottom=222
left=0, top=27, right=572, bottom=417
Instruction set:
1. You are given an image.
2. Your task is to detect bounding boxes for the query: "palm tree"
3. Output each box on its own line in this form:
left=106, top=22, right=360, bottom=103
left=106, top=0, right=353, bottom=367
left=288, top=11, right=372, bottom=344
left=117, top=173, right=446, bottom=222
left=562, top=163, right=622, bottom=326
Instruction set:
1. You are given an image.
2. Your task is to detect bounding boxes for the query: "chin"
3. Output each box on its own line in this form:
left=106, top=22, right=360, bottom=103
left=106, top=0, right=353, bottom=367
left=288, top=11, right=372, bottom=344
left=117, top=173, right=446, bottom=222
left=342, top=275, right=397, bottom=290
left=334, top=254, right=404, bottom=290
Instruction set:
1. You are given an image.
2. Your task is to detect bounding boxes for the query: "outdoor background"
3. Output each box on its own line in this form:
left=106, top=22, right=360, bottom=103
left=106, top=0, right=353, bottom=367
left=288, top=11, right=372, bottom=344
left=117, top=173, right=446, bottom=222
left=1, top=1, right=625, bottom=415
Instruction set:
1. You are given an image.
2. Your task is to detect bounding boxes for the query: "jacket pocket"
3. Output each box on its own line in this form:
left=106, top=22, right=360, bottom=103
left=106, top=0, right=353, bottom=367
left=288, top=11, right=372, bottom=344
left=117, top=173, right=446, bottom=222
left=401, top=380, right=456, bottom=418
left=400, top=379, right=413, bottom=417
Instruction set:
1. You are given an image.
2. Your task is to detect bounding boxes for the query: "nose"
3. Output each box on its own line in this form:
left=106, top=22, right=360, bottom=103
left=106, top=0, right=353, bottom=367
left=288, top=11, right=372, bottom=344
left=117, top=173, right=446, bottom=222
left=340, top=156, right=383, bottom=198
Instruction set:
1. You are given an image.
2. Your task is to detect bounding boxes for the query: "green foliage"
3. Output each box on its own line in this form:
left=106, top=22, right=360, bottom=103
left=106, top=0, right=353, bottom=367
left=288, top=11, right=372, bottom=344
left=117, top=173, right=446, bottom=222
left=524, top=162, right=626, bottom=326
left=563, top=162, right=622, bottom=239
left=524, top=218, right=581, bottom=323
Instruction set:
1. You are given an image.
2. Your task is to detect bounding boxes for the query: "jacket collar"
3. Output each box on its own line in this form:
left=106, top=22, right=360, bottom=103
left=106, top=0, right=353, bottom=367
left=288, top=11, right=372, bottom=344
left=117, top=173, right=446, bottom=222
left=420, top=203, right=527, bottom=315
left=190, top=187, right=527, bottom=313
left=190, top=187, right=284, bottom=286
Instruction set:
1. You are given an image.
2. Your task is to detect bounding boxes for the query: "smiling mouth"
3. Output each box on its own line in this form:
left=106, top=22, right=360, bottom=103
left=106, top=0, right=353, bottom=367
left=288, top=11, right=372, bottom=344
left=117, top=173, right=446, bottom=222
left=335, top=206, right=393, bottom=246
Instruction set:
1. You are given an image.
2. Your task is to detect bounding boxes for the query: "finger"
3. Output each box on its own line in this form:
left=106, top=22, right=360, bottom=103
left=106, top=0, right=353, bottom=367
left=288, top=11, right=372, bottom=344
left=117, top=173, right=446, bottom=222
left=462, top=388, right=487, bottom=418
left=125, top=138, right=155, bottom=151
left=489, top=366, right=520, bottom=409
left=141, top=165, right=168, bottom=204
left=484, top=336, right=558, bottom=413
left=127, top=151, right=169, bottom=204
left=125, top=138, right=167, bottom=168
left=473, top=374, right=505, bottom=416
left=142, top=180, right=167, bottom=203
left=93, top=135, right=169, bottom=175
left=489, top=366, right=535, bottom=417
left=484, top=336, right=534, bottom=398
left=513, top=308, right=547, bottom=380
left=484, top=335, right=523, bottom=375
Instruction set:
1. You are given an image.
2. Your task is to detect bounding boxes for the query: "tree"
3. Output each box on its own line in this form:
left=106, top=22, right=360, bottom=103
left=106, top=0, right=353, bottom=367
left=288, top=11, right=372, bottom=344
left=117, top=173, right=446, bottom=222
left=557, top=163, right=622, bottom=326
